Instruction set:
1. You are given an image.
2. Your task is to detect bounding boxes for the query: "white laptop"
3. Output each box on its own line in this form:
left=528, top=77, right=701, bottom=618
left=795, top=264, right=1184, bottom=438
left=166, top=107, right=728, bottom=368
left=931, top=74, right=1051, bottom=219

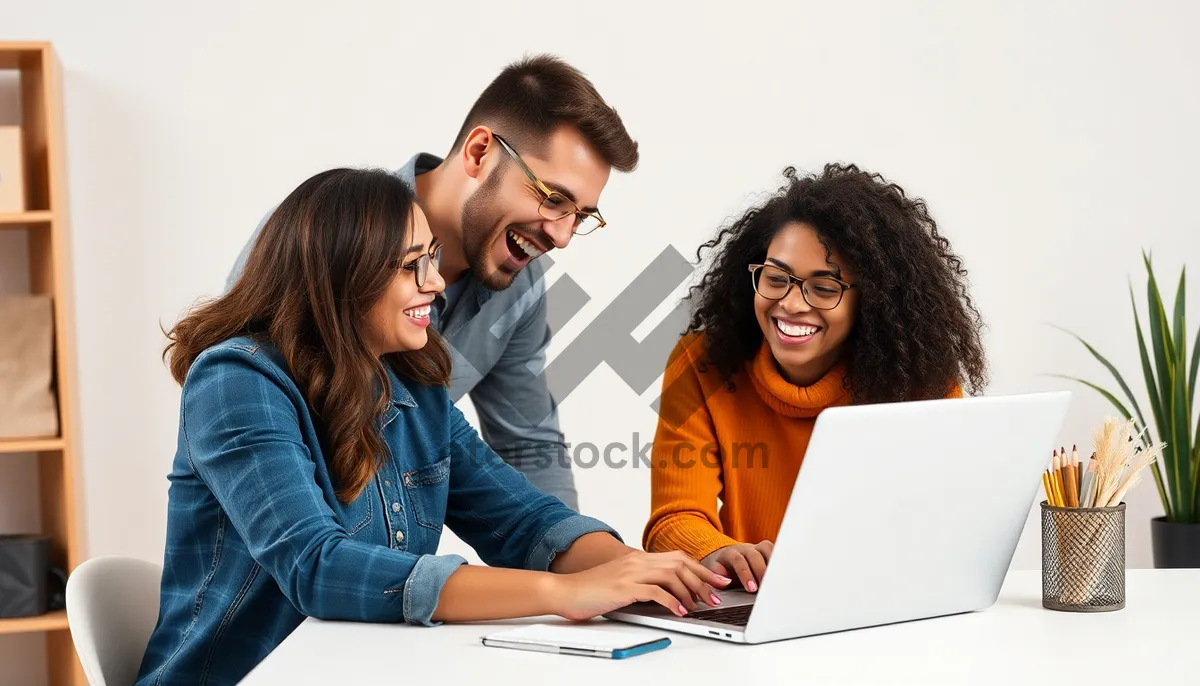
left=606, top=390, right=1072, bottom=644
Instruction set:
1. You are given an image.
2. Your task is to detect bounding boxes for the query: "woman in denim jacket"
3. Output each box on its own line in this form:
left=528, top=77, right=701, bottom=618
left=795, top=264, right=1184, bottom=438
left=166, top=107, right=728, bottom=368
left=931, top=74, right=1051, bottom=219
left=135, top=168, right=728, bottom=685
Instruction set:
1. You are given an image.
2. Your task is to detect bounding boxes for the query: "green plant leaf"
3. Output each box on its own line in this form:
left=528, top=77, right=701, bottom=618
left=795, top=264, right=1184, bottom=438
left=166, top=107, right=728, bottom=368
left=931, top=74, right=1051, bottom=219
left=1048, top=375, right=1134, bottom=420
left=1187, top=277, right=1200, bottom=519
left=1145, top=252, right=1182, bottom=518
left=1190, top=322, right=1200, bottom=415
left=1190, top=320, right=1199, bottom=407
left=1146, top=253, right=1176, bottom=378
left=1173, top=267, right=1186, bottom=366
left=1193, top=420, right=1200, bottom=522
left=1193, top=424, right=1200, bottom=522
left=1172, top=329, right=1192, bottom=521
left=1052, top=324, right=1147, bottom=430
left=1131, top=282, right=1166, bottom=440
left=1170, top=268, right=1194, bottom=520
left=1130, top=282, right=1170, bottom=515
left=1150, top=459, right=1170, bottom=523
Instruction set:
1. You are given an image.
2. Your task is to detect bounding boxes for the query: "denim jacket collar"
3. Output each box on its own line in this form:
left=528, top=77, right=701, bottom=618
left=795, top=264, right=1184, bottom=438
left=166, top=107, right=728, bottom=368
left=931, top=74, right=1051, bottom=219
left=388, top=368, right=418, bottom=408
left=378, top=364, right=418, bottom=429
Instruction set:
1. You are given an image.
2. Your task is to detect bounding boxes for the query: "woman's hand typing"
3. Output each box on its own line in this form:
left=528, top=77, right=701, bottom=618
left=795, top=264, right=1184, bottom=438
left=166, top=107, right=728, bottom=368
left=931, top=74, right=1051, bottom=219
left=700, top=540, right=773, bottom=592
left=547, top=550, right=732, bottom=620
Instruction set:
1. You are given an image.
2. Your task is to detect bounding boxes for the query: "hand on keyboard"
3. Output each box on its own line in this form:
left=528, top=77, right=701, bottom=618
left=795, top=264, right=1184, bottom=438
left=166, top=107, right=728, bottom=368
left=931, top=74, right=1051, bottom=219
left=550, top=550, right=732, bottom=621
left=700, top=540, right=773, bottom=592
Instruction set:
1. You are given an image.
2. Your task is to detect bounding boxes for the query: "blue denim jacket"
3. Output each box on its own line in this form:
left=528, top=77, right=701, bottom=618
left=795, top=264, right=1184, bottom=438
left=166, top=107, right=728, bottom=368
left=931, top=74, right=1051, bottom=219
left=135, top=337, right=619, bottom=685
left=225, top=153, right=579, bottom=510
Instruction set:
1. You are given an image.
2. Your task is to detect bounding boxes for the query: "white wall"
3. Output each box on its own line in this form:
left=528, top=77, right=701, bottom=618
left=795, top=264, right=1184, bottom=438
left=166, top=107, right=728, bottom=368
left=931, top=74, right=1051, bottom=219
left=1, top=3, right=1198, bottom=672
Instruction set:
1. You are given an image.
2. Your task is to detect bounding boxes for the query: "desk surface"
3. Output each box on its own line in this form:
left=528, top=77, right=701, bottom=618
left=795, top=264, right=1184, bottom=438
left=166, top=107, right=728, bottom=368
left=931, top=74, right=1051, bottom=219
left=244, top=569, right=1196, bottom=684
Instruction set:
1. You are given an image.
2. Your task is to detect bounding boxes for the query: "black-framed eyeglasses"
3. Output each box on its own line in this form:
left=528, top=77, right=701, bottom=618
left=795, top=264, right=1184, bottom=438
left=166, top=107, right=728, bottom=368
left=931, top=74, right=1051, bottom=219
left=399, top=243, right=443, bottom=288
left=748, top=263, right=855, bottom=310
left=493, top=134, right=607, bottom=236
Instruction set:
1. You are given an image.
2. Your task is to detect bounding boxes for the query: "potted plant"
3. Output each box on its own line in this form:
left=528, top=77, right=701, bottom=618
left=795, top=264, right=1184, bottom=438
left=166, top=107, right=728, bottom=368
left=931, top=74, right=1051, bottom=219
left=1057, top=251, right=1199, bottom=567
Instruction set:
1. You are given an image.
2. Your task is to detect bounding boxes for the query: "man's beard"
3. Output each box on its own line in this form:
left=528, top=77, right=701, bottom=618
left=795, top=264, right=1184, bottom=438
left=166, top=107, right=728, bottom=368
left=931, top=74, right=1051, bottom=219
left=460, top=171, right=518, bottom=291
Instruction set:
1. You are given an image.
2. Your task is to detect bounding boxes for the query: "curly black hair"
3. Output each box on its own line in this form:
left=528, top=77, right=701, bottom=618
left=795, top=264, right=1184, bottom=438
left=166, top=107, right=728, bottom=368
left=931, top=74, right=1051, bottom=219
left=683, top=163, right=988, bottom=404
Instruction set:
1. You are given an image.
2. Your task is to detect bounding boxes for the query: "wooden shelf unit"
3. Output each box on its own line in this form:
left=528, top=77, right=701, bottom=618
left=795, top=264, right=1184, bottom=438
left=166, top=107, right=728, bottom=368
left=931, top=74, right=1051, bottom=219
left=0, top=41, right=86, bottom=686
left=0, top=209, right=53, bottom=227
left=0, top=610, right=69, bottom=636
left=0, top=436, right=66, bottom=454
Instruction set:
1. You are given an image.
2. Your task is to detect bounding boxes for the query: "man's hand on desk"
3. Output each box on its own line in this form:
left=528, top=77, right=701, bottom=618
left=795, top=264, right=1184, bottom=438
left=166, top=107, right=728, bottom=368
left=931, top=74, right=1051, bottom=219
left=700, top=540, right=773, bottom=592
left=547, top=550, right=732, bottom=621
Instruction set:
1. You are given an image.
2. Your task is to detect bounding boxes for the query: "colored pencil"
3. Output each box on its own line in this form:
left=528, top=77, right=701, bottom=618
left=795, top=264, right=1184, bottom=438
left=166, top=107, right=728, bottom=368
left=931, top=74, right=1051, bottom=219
left=1064, top=462, right=1079, bottom=507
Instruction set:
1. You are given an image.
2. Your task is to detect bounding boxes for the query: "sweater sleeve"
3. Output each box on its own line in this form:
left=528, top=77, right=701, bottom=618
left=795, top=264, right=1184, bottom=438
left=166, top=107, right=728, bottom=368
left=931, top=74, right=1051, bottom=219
left=642, top=335, right=739, bottom=561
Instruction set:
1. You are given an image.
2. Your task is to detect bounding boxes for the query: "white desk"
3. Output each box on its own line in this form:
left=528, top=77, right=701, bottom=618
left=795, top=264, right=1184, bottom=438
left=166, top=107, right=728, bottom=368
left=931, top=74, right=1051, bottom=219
left=244, top=570, right=1197, bottom=684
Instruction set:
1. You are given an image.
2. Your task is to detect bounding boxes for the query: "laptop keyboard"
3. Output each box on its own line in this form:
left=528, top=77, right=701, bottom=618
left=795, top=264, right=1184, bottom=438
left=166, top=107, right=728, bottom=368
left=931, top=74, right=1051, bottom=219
left=686, top=604, right=753, bottom=627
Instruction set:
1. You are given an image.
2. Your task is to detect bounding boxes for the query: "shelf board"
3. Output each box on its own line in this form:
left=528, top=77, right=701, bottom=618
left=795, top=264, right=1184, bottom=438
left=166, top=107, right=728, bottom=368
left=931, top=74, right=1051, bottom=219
left=0, top=210, right=53, bottom=228
left=0, top=436, right=63, bottom=454
left=0, top=44, right=47, bottom=70
left=0, top=610, right=68, bottom=635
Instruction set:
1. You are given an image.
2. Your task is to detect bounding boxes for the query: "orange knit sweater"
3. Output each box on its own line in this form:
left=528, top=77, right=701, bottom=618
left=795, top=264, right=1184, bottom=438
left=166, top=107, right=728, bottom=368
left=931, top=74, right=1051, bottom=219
left=643, top=332, right=959, bottom=560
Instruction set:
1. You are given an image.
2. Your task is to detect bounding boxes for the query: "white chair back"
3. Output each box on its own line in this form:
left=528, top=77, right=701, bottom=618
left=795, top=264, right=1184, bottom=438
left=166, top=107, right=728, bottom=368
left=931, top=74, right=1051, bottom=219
left=65, top=555, right=162, bottom=686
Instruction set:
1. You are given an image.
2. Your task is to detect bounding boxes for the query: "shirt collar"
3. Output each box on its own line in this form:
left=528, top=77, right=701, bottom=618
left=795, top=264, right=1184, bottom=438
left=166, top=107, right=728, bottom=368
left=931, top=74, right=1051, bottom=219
left=398, top=152, right=497, bottom=310
left=378, top=363, right=417, bottom=430
left=387, top=364, right=418, bottom=408
left=397, top=152, right=443, bottom=188
left=475, top=281, right=496, bottom=307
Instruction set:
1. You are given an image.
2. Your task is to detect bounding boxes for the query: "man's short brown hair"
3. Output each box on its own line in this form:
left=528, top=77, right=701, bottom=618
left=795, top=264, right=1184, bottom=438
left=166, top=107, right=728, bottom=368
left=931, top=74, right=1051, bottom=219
left=451, top=54, right=638, bottom=172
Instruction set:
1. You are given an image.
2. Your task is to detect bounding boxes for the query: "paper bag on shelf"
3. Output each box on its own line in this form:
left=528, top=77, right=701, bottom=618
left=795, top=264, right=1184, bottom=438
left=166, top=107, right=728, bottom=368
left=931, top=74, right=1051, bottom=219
left=0, top=295, right=59, bottom=439
left=0, top=127, right=25, bottom=214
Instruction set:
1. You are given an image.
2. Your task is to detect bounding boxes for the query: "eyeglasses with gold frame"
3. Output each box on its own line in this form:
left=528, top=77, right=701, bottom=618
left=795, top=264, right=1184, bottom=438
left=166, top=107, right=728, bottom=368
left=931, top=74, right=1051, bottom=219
left=493, top=134, right=607, bottom=236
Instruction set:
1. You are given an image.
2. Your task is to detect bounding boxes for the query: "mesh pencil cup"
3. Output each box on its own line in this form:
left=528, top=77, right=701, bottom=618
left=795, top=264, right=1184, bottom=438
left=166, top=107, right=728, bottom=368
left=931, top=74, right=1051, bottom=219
left=1040, top=501, right=1126, bottom=612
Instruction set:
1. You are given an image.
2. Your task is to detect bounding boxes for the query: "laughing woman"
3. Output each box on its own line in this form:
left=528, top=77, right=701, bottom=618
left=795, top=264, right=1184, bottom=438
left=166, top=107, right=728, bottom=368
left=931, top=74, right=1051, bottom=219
left=643, top=163, right=988, bottom=590
left=137, top=168, right=727, bottom=685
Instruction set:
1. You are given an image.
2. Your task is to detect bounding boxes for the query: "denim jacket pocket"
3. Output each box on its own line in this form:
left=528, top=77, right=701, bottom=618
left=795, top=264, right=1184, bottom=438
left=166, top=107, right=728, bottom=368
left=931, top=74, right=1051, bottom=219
left=403, top=454, right=451, bottom=530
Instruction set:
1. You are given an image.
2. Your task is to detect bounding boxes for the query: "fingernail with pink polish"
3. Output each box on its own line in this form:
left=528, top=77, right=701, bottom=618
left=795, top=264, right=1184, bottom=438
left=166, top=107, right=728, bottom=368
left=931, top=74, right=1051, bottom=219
left=677, top=604, right=687, bottom=616
left=710, top=593, right=722, bottom=605
left=747, top=580, right=758, bottom=592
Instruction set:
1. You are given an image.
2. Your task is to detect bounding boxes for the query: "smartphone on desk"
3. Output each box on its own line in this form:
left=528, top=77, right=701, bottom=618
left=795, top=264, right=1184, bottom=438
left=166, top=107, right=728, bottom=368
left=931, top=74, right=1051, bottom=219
left=481, top=624, right=671, bottom=659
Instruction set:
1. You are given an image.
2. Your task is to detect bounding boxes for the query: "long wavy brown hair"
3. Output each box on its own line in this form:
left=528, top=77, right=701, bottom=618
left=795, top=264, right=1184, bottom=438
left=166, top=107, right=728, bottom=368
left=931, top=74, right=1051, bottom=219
left=163, top=167, right=451, bottom=503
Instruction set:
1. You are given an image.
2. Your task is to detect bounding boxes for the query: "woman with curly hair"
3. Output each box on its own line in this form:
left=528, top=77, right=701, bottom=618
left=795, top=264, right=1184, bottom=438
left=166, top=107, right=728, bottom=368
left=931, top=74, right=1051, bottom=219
left=642, top=163, right=988, bottom=592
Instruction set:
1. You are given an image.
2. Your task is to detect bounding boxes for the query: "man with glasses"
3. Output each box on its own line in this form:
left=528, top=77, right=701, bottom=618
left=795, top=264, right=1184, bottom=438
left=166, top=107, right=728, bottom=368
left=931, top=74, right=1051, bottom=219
left=225, top=55, right=638, bottom=510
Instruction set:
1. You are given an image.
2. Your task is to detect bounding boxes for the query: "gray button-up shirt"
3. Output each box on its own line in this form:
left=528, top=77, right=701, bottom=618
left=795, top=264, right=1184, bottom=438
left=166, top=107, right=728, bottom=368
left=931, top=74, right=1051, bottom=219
left=225, top=154, right=577, bottom=509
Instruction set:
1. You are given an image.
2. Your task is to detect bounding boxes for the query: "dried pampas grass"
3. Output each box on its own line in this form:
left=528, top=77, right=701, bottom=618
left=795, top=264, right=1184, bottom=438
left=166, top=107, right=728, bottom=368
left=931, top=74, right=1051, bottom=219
left=1091, top=417, right=1165, bottom=508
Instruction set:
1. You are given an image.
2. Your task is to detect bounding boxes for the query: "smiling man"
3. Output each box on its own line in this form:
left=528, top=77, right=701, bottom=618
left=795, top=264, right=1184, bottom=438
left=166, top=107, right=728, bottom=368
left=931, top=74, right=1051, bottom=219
left=226, top=55, right=639, bottom=509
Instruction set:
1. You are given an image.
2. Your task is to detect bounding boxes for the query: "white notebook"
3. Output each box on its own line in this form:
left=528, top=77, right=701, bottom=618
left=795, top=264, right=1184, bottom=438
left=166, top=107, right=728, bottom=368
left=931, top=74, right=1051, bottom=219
left=481, top=623, right=671, bottom=659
